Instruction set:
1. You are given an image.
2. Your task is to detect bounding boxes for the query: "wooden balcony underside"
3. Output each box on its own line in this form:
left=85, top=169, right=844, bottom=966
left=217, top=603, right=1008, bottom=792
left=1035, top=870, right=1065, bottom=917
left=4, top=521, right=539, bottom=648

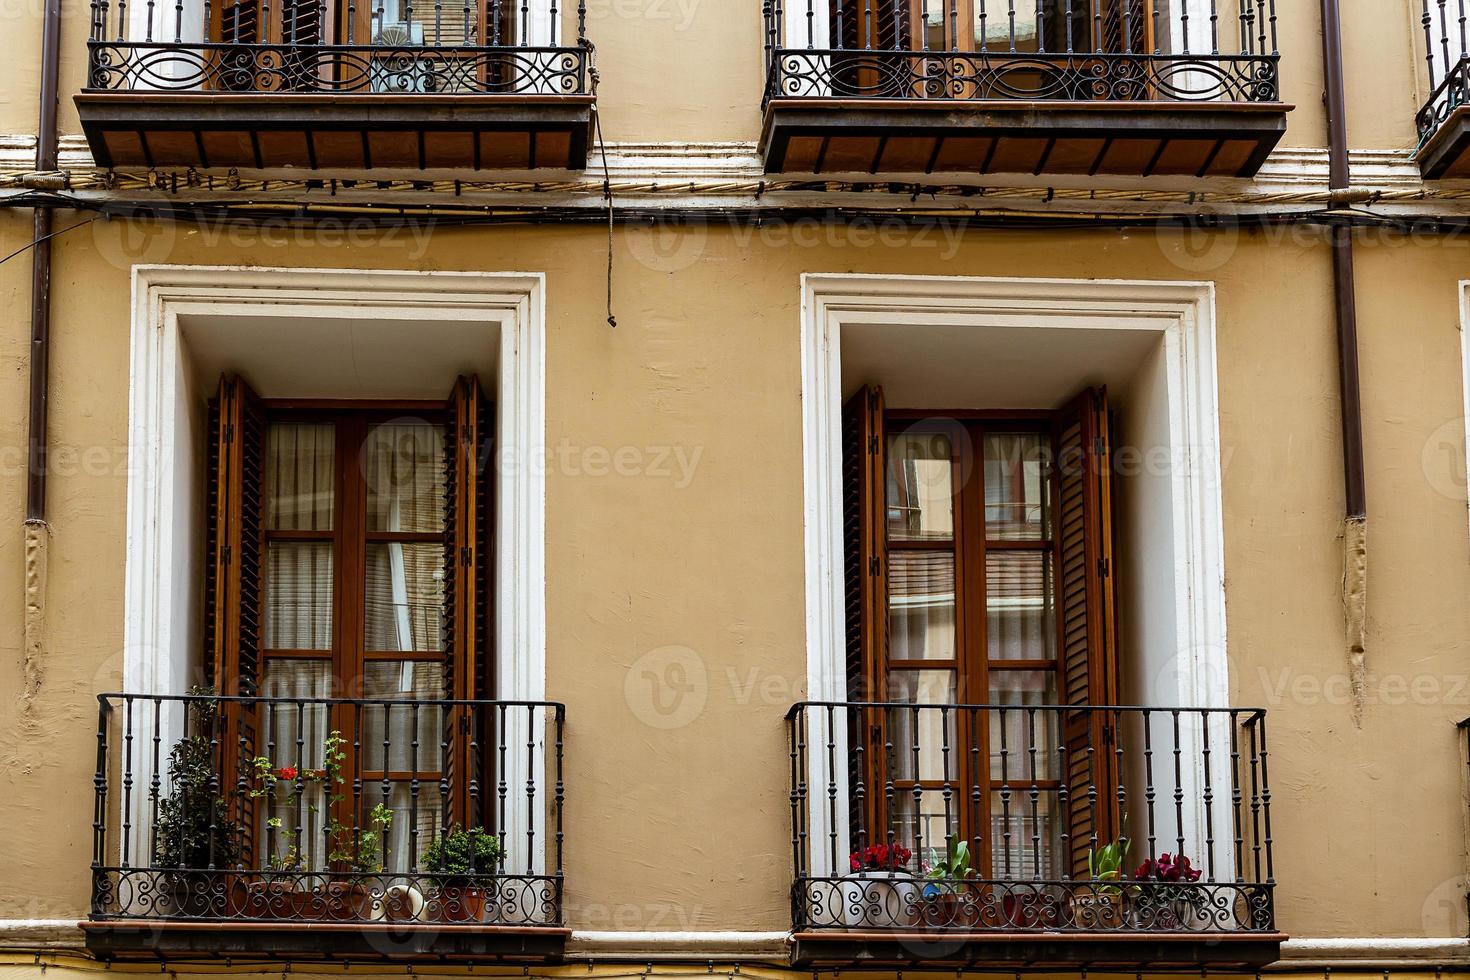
left=74, top=92, right=594, bottom=170
left=790, top=930, right=1288, bottom=968
left=81, top=920, right=572, bottom=961
left=761, top=99, right=1291, bottom=177
left=1418, top=104, right=1470, bottom=179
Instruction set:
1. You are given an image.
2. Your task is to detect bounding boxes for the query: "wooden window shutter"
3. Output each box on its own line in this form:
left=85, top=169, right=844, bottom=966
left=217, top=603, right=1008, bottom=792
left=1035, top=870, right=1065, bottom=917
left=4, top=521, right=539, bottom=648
left=205, top=374, right=266, bottom=697
left=841, top=384, right=887, bottom=848
left=1052, top=386, right=1120, bottom=876
left=842, top=384, right=887, bottom=702
left=445, top=375, right=494, bottom=827
left=202, top=375, right=264, bottom=865
left=1099, top=0, right=1151, bottom=53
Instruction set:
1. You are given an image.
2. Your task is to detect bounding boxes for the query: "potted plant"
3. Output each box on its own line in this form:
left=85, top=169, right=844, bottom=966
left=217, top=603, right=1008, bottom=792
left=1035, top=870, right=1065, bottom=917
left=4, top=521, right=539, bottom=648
left=151, top=730, right=246, bottom=917
left=241, top=730, right=391, bottom=922
left=1132, top=852, right=1204, bottom=930
left=920, top=839, right=979, bottom=928
left=423, top=826, right=503, bottom=922
left=839, top=843, right=918, bottom=928
left=1070, top=835, right=1130, bottom=929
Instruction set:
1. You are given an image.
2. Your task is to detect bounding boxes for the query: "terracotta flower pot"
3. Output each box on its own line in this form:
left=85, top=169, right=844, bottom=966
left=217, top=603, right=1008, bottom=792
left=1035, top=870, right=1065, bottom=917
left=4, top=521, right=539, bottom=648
left=241, top=880, right=309, bottom=920
left=433, top=884, right=489, bottom=922
left=918, top=885, right=980, bottom=929
left=1068, top=885, right=1128, bottom=929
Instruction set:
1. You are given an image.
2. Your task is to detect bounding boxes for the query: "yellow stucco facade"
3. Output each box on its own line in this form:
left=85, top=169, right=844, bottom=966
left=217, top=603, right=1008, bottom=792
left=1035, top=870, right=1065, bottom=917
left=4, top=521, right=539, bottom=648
left=0, top=0, right=1469, bottom=975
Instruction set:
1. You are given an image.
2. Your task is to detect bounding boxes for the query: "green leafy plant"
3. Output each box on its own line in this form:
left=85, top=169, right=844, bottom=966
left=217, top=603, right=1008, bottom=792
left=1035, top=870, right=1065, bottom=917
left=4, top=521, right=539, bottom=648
left=423, top=826, right=503, bottom=888
left=249, top=729, right=393, bottom=875
left=1086, top=834, right=1131, bottom=895
left=924, top=838, right=975, bottom=881
left=152, top=731, right=244, bottom=869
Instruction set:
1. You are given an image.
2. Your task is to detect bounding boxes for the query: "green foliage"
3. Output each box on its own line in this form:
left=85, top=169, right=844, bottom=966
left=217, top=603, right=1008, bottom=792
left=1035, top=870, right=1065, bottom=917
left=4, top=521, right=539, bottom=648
left=423, top=826, right=503, bottom=887
left=152, top=733, right=244, bottom=869
left=924, top=838, right=974, bottom=881
left=1086, top=834, right=1131, bottom=895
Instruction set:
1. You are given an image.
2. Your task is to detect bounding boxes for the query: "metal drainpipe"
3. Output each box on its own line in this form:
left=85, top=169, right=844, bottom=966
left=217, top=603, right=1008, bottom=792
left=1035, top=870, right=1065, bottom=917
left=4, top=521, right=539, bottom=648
left=1319, top=0, right=1369, bottom=724
left=23, top=0, right=62, bottom=706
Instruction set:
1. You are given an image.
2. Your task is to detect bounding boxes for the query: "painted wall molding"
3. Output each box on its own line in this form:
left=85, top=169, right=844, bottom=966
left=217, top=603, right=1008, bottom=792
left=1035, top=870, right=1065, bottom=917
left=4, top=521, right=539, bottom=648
left=2, top=919, right=1469, bottom=966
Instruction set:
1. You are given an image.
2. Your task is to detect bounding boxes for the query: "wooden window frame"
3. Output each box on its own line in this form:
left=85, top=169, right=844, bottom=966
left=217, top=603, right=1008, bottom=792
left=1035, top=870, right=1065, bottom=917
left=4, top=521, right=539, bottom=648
left=845, top=390, right=1117, bottom=880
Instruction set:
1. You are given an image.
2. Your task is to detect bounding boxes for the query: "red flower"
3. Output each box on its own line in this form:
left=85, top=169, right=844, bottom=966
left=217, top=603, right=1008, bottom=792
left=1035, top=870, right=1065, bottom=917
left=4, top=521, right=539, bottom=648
left=1135, top=853, right=1202, bottom=883
left=849, top=843, right=912, bottom=872
left=275, top=766, right=298, bottom=781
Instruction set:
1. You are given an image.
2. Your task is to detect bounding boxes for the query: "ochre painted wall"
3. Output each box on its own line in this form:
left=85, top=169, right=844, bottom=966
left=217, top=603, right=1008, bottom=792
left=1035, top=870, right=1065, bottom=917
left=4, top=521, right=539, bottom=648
left=0, top=219, right=1468, bottom=938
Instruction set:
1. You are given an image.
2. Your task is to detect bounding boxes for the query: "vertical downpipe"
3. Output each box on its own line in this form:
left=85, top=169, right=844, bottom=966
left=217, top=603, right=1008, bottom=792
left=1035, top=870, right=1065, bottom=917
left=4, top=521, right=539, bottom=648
left=1319, top=0, right=1369, bottom=725
left=24, top=0, right=63, bottom=709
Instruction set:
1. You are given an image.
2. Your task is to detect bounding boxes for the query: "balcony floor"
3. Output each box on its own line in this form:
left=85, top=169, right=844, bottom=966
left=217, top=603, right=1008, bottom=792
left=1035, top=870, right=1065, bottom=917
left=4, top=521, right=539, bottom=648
left=760, top=99, right=1291, bottom=177
left=74, top=92, right=594, bottom=171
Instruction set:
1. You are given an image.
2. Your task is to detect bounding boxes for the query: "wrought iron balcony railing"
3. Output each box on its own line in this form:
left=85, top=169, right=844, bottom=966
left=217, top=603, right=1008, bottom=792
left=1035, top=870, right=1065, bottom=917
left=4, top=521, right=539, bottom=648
left=786, top=702, right=1275, bottom=935
left=762, top=0, right=1280, bottom=106
left=90, top=693, right=564, bottom=927
left=1419, top=1, right=1470, bottom=145
left=84, top=0, right=590, bottom=95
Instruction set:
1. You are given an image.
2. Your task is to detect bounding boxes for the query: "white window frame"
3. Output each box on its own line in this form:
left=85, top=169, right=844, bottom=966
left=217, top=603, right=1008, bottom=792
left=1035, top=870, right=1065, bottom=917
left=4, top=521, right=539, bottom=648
left=798, top=272, right=1231, bottom=880
left=121, top=264, right=548, bottom=878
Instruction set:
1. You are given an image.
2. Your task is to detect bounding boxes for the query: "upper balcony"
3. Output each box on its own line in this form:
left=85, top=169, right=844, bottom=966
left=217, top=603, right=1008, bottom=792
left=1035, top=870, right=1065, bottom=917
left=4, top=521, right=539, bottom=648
left=1417, top=1, right=1470, bottom=177
left=760, top=0, right=1290, bottom=177
left=75, top=0, right=594, bottom=171
left=785, top=701, right=1282, bottom=968
left=83, top=692, right=567, bottom=960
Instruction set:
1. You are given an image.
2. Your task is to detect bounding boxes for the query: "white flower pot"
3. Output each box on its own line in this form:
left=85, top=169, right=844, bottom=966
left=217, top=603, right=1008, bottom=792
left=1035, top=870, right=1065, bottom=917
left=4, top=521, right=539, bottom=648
left=839, top=871, right=919, bottom=928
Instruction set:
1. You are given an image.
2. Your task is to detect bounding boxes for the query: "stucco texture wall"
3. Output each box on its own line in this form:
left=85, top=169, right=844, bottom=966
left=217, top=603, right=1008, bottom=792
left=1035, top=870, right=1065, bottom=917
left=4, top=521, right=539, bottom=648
left=0, top=219, right=1468, bottom=938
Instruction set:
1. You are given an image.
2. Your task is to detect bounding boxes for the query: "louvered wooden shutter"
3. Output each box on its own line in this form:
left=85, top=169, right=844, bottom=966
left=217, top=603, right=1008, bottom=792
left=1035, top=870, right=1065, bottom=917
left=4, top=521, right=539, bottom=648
left=1099, top=0, right=1150, bottom=54
left=206, top=375, right=266, bottom=697
left=445, top=376, right=494, bottom=827
left=1053, top=387, right=1119, bottom=877
left=842, top=385, right=887, bottom=848
left=203, top=376, right=265, bottom=865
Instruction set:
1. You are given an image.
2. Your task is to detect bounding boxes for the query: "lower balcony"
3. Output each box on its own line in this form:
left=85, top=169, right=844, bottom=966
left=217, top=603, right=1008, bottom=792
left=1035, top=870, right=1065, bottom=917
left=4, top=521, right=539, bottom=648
left=84, top=692, right=567, bottom=961
left=785, top=702, right=1283, bottom=968
left=76, top=0, right=593, bottom=171
left=760, top=1, right=1290, bottom=177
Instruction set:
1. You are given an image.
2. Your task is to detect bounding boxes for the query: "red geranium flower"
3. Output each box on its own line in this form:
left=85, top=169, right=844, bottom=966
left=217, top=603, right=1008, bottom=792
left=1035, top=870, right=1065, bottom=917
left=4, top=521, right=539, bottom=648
left=275, top=766, right=298, bottom=781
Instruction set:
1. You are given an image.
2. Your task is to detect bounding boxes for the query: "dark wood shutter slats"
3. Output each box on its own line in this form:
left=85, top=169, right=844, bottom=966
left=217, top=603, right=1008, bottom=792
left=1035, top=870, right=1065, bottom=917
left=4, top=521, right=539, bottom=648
left=445, top=375, right=493, bottom=829
left=842, top=385, right=887, bottom=852
left=1053, top=387, right=1119, bottom=878
left=205, top=375, right=265, bottom=868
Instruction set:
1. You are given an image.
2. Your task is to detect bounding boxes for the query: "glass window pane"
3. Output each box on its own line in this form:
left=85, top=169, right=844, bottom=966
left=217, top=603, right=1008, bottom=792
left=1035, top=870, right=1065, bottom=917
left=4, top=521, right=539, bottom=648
left=888, top=552, right=956, bottom=661
left=989, top=788, right=1063, bottom=880
left=986, top=551, right=1056, bottom=661
left=265, top=423, right=335, bottom=531
left=365, top=542, right=446, bottom=652
left=984, top=432, right=1051, bottom=540
left=259, top=660, right=332, bottom=870
left=886, top=671, right=958, bottom=784
left=892, top=788, right=957, bottom=868
left=265, top=541, right=334, bottom=649
left=989, top=671, right=1060, bottom=780
left=364, top=422, right=448, bottom=534
left=378, top=782, right=446, bottom=873
left=886, top=431, right=954, bottom=542
left=361, top=662, right=446, bottom=772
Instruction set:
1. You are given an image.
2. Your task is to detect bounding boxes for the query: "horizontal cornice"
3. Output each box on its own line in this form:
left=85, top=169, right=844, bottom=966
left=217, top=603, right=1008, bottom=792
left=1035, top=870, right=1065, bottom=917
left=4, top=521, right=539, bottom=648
left=0, top=137, right=1463, bottom=217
